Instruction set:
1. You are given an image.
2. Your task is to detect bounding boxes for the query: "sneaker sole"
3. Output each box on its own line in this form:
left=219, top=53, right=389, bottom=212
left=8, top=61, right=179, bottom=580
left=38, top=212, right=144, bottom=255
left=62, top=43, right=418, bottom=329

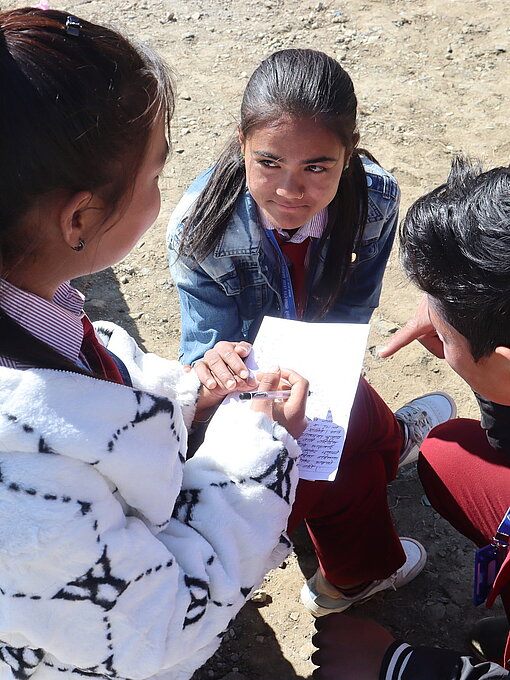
left=301, top=538, right=427, bottom=617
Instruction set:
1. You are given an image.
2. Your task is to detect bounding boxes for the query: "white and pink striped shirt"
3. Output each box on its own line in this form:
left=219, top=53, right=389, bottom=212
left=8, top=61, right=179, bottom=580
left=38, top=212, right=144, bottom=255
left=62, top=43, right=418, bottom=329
left=0, top=278, right=86, bottom=369
left=257, top=206, right=328, bottom=243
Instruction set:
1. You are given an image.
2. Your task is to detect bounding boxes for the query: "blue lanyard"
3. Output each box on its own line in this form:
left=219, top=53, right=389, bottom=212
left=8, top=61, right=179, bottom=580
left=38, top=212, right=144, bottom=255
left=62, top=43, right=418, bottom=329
left=266, top=230, right=297, bottom=320
left=493, top=507, right=510, bottom=548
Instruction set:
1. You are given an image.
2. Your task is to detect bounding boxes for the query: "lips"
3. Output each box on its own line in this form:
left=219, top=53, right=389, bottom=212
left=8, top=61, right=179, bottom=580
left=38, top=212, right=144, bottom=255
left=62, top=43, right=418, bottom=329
left=274, top=202, right=306, bottom=210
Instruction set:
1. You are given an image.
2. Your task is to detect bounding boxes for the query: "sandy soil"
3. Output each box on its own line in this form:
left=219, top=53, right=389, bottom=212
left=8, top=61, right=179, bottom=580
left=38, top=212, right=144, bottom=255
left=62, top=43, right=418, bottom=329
left=10, top=0, right=510, bottom=676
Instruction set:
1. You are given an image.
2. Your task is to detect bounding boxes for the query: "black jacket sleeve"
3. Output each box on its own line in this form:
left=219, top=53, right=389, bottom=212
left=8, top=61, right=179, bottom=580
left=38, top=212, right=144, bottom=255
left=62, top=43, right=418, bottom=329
left=380, top=641, right=510, bottom=680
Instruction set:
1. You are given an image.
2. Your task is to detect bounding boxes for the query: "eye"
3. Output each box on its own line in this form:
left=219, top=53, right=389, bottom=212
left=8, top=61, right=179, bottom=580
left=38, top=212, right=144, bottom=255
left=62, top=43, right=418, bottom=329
left=258, top=159, right=279, bottom=168
left=306, top=165, right=326, bottom=173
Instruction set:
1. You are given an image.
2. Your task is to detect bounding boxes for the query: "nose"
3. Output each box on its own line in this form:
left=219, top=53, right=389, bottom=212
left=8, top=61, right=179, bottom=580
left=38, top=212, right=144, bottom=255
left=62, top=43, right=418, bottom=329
left=275, top=175, right=304, bottom=200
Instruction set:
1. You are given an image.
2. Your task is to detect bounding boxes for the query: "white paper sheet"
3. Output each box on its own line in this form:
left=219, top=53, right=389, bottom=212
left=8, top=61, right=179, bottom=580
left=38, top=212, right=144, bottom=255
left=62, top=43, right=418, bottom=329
left=244, top=317, right=370, bottom=481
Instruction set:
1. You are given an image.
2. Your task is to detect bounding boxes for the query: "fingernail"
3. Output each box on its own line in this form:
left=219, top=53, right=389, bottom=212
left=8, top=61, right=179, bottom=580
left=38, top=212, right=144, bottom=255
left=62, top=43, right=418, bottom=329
left=206, top=379, right=216, bottom=389
left=240, top=369, right=249, bottom=379
left=226, top=379, right=236, bottom=389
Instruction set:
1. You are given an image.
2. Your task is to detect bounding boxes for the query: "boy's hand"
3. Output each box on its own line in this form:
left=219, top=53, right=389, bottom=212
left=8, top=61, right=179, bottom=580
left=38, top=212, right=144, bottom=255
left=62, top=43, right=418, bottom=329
left=311, top=614, right=395, bottom=680
left=379, top=296, right=445, bottom=359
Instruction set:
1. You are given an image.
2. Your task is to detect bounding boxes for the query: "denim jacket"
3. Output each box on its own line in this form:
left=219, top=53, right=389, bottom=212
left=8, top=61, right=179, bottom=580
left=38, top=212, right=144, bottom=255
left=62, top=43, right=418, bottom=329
left=167, top=156, right=400, bottom=365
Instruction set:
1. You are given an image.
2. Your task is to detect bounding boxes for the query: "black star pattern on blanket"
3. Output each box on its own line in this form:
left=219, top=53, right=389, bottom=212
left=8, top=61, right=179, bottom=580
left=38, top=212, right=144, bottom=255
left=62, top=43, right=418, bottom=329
left=52, top=546, right=129, bottom=612
left=0, top=644, right=44, bottom=680
left=172, top=488, right=201, bottom=524
left=250, top=448, right=294, bottom=503
left=107, top=391, right=184, bottom=462
left=182, top=575, right=210, bottom=629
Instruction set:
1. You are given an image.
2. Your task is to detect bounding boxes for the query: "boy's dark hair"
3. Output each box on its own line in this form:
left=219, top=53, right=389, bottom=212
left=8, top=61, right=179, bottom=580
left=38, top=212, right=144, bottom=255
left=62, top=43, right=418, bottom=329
left=179, top=48, right=378, bottom=319
left=400, top=157, right=510, bottom=361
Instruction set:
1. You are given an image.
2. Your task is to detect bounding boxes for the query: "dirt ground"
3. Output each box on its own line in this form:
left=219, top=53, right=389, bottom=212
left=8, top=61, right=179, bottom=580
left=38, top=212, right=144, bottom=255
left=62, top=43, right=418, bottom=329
left=8, top=0, right=510, bottom=676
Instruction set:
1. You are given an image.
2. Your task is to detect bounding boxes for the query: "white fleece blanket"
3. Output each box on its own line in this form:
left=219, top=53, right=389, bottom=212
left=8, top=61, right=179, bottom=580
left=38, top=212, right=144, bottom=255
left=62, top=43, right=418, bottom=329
left=0, top=323, right=300, bottom=680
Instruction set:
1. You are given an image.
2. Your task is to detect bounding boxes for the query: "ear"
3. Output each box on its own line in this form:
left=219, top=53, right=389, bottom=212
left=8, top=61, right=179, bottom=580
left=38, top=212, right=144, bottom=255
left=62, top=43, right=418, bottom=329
left=58, top=191, right=104, bottom=250
left=494, top=346, right=510, bottom=364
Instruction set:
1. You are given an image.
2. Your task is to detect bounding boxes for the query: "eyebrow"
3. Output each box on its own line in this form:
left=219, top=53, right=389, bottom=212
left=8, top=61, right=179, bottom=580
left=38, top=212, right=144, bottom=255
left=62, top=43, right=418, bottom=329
left=253, top=150, right=338, bottom=164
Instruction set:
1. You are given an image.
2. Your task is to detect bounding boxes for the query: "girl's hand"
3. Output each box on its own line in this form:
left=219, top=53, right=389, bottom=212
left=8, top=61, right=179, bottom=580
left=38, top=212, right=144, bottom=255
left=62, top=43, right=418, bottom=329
left=251, top=367, right=309, bottom=439
left=193, top=341, right=256, bottom=422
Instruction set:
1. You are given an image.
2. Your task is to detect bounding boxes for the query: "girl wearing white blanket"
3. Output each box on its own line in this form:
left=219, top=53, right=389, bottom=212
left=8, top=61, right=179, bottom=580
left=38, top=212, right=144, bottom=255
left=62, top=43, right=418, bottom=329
left=0, top=9, right=308, bottom=680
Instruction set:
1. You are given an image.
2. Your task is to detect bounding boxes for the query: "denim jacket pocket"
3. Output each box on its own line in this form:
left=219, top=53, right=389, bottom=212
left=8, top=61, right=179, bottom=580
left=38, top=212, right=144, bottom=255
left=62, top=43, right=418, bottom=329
left=215, top=260, right=271, bottom=320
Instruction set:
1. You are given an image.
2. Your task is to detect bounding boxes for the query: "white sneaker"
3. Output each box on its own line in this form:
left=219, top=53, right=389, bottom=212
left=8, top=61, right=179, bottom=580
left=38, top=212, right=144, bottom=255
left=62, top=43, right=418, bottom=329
left=396, top=392, right=457, bottom=467
left=301, top=537, right=427, bottom=617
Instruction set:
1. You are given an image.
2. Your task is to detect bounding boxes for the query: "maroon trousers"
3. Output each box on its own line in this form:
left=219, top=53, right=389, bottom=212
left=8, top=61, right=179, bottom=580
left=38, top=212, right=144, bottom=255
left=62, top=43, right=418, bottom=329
left=419, top=418, right=510, bottom=619
left=288, top=376, right=406, bottom=587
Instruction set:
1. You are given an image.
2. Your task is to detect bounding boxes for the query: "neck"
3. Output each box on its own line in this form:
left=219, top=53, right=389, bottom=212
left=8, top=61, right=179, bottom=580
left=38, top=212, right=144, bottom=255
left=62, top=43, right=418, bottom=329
left=3, top=269, right=61, bottom=302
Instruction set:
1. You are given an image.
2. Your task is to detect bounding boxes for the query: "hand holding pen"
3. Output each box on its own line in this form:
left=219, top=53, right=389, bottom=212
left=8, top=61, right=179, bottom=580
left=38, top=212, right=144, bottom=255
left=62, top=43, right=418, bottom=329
left=249, top=366, right=309, bottom=439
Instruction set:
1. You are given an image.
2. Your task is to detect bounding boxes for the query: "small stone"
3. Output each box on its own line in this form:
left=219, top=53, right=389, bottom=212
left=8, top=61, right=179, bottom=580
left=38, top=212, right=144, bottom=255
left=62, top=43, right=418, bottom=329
left=180, top=93, right=192, bottom=101
left=375, top=320, right=399, bottom=336
left=191, top=11, right=203, bottom=20
left=182, top=32, right=195, bottom=40
left=289, top=611, right=299, bottom=621
left=251, top=589, right=268, bottom=604
left=175, top=148, right=185, bottom=154
left=120, top=276, right=129, bottom=284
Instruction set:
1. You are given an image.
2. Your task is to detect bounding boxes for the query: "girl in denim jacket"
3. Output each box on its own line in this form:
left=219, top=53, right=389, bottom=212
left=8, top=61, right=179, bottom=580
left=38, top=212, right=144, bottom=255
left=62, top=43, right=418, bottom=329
left=168, top=48, right=457, bottom=621
left=168, top=48, right=400, bottom=367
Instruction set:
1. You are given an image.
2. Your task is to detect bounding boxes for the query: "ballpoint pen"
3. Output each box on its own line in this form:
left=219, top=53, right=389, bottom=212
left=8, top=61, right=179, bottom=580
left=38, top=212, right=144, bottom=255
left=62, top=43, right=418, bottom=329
left=238, top=389, right=312, bottom=401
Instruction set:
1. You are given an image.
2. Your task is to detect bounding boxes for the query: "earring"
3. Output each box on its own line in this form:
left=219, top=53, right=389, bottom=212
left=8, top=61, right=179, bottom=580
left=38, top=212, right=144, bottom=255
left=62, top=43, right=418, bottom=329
left=240, top=152, right=245, bottom=159
left=71, top=238, right=85, bottom=252
left=344, top=162, right=350, bottom=170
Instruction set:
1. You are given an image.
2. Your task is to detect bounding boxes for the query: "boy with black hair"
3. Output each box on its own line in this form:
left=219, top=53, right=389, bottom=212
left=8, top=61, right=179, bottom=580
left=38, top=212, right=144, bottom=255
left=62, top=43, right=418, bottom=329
left=312, top=159, right=510, bottom=680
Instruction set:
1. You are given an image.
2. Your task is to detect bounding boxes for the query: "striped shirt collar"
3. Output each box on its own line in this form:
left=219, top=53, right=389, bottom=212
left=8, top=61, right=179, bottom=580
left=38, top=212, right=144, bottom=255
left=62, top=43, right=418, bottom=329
left=257, top=206, right=328, bottom=243
left=0, top=278, right=85, bottom=368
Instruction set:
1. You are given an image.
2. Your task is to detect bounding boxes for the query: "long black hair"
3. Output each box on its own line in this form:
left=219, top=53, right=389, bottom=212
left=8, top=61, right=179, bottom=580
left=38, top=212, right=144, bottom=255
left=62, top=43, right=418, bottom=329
left=0, top=7, right=174, bottom=372
left=179, top=48, right=376, bottom=318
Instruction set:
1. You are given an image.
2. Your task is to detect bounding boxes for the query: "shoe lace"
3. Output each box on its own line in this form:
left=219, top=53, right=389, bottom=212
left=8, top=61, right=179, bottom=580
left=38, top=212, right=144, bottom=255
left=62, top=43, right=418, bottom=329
left=399, top=406, right=433, bottom=447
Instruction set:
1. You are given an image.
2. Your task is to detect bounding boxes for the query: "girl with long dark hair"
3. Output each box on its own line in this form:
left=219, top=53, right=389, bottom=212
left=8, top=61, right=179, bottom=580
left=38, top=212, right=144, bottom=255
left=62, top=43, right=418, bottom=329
left=168, top=48, right=457, bottom=622
left=168, top=48, right=399, bottom=366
